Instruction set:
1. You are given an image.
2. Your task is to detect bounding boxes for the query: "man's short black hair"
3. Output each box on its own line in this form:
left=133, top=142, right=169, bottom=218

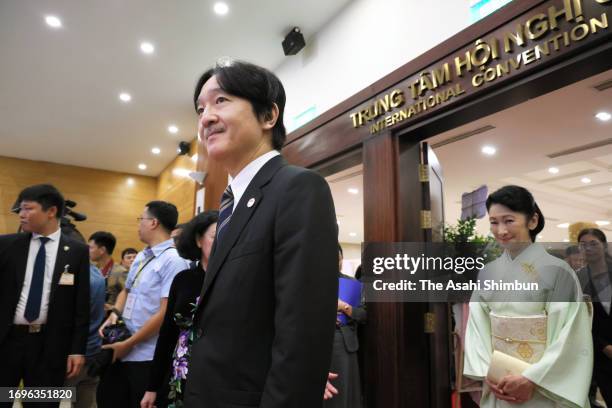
left=565, top=245, right=581, bottom=257
left=89, top=231, right=117, bottom=255
left=193, top=60, right=287, bottom=150
left=146, top=201, right=179, bottom=233
left=17, top=184, right=65, bottom=219
left=176, top=211, right=219, bottom=261
left=121, top=248, right=138, bottom=259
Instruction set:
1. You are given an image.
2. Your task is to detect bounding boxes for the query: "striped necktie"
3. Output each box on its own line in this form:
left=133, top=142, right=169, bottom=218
left=217, top=185, right=234, bottom=242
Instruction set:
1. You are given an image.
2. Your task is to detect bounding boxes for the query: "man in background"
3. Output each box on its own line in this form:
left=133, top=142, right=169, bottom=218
left=96, top=201, right=189, bottom=407
left=0, top=184, right=90, bottom=407
left=565, top=245, right=584, bottom=272
left=88, top=231, right=121, bottom=279
left=120, top=247, right=138, bottom=270
left=89, top=231, right=129, bottom=312
left=65, top=261, right=105, bottom=408
left=103, top=247, right=137, bottom=311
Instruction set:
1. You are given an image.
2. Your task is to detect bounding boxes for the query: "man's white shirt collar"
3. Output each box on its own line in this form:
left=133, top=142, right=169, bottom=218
left=229, top=150, right=280, bottom=211
left=32, top=228, right=61, bottom=242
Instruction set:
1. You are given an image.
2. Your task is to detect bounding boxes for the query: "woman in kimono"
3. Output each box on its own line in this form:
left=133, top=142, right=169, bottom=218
left=464, top=185, right=593, bottom=407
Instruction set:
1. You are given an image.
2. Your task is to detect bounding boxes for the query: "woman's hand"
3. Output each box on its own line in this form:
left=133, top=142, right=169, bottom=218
left=497, top=375, right=536, bottom=403
left=603, top=345, right=612, bottom=360
left=323, top=372, right=338, bottom=400
left=485, top=378, right=518, bottom=402
left=337, top=300, right=352, bottom=317
left=140, top=391, right=157, bottom=408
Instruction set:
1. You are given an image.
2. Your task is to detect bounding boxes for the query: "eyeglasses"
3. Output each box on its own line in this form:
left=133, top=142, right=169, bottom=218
left=579, top=241, right=600, bottom=249
left=137, top=217, right=155, bottom=223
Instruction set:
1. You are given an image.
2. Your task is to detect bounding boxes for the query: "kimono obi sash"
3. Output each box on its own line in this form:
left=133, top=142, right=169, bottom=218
left=490, top=311, right=548, bottom=364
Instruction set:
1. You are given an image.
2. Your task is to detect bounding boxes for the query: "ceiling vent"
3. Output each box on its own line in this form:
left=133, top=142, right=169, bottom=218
left=593, top=79, right=612, bottom=92
left=547, top=138, right=612, bottom=158
left=431, top=125, right=495, bottom=149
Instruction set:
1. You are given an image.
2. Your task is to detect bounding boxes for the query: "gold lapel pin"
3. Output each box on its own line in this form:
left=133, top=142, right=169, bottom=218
left=64, top=245, right=70, bottom=251
left=247, top=198, right=255, bottom=208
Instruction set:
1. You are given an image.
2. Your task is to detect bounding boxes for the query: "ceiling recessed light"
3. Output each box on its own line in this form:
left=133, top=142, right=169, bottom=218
left=595, top=111, right=611, bottom=122
left=140, top=42, right=155, bottom=54
left=481, top=145, right=496, bottom=156
left=213, top=2, right=229, bottom=15
left=168, top=125, right=178, bottom=134
left=537, top=235, right=544, bottom=240
left=563, top=239, right=570, bottom=242
left=126, top=178, right=135, bottom=186
left=138, top=163, right=147, bottom=170
left=548, top=167, right=559, bottom=174
left=347, top=188, right=359, bottom=195
left=348, top=232, right=357, bottom=237
left=151, top=147, right=161, bottom=155
left=596, top=220, right=610, bottom=226
left=119, top=92, right=131, bottom=102
left=45, top=15, right=62, bottom=28
left=557, top=223, right=570, bottom=228
left=581, top=177, right=591, bottom=184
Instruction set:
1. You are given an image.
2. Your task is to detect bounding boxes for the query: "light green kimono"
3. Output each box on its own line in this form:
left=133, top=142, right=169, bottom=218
left=464, top=243, right=593, bottom=407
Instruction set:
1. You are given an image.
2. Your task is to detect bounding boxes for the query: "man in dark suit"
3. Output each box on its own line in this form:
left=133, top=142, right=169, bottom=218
left=0, top=184, right=90, bottom=407
left=184, top=61, right=338, bottom=408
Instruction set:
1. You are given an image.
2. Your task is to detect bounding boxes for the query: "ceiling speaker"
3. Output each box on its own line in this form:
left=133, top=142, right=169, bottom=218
left=282, top=27, right=305, bottom=56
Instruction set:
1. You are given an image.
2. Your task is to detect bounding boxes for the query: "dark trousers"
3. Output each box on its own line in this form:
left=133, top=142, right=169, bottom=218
left=323, top=330, right=363, bottom=408
left=0, top=328, right=64, bottom=408
left=595, top=365, right=612, bottom=406
left=96, top=360, right=151, bottom=408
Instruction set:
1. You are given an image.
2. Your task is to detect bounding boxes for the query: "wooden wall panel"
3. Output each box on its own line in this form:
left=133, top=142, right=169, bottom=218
left=195, top=137, right=228, bottom=212
left=0, top=155, right=157, bottom=257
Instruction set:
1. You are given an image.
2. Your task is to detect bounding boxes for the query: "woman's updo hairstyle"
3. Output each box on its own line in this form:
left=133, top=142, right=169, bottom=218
left=176, top=210, right=219, bottom=261
left=485, top=185, right=545, bottom=242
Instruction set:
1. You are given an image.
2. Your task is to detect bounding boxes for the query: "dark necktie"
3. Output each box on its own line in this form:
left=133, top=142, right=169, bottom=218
left=24, top=236, right=50, bottom=322
left=216, top=185, right=234, bottom=242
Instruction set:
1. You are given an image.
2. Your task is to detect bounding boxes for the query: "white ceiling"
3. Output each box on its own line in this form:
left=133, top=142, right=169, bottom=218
left=0, top=0, right=352, bottom=176
left=429, top=69, right=612, bottom=243
left=327, top=69, right=612, bottom=244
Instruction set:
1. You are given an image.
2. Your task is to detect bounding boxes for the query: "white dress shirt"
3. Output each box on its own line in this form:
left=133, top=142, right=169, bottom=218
left=229, top=150, right=280, bottom=211
left=13, top=228, right=62, bottom=324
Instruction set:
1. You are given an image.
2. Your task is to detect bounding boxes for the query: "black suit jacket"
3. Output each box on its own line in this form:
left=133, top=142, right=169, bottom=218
left=0, top=231, right=90, bottom=373
left=185, top=156, right=339, bottom=408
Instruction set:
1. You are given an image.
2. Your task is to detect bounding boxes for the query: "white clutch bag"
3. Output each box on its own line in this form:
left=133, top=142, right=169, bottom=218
left=487, top=350, right=531, bottom=383
left=486, top=312, right=547, bottom=383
